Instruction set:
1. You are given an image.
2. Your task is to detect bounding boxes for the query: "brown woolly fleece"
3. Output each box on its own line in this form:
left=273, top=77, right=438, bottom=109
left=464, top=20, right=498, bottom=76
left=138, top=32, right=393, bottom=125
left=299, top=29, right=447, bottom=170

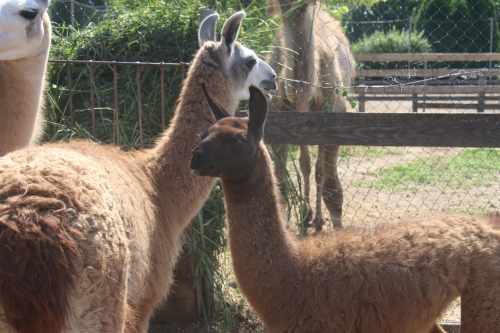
left=0, top=34, right=257, bottom=333
left=0, top=13, right=51, bottom=156
left=191, top=87, right=500, bottom=333
left=267, top=0, right=357, bottom=232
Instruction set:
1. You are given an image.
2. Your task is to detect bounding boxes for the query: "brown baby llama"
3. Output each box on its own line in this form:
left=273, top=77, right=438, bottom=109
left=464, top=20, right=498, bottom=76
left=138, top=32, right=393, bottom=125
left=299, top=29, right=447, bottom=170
left=0, top=11, right=277, bottom=333
left=190, top=85, right=500, bottom=333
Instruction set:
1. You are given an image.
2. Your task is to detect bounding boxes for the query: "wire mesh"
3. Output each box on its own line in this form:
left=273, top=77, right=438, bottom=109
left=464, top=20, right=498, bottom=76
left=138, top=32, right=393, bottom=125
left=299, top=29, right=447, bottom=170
left=49, top=0, right=108, bottom=28
left=263, top=0, right=500, bottom=231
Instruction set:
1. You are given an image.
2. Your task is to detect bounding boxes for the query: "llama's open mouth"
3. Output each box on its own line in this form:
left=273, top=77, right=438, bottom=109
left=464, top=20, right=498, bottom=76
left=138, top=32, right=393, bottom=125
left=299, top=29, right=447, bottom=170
left=259, top=80, right=278, bottom=92
left=259, top=80, right=277, bottom=101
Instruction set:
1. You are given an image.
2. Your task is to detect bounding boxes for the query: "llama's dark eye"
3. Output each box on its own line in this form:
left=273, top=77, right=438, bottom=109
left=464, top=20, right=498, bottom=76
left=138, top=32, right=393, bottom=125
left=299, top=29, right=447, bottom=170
left=20, top=9, right=38, bottom=20
left=235, top=139, right=246, bottom=149
left=246, top=59, right=257, bottom=70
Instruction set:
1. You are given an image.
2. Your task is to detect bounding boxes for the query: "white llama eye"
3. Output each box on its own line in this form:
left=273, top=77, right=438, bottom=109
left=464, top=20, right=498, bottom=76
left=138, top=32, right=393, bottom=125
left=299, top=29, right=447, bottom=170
left=20, top=9, right=38, bottom=20
left=246, top=59, right=257, bottom=70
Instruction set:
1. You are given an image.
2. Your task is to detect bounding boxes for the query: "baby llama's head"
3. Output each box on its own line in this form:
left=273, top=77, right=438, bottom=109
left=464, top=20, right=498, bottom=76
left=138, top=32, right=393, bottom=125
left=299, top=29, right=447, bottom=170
left=190, top=84, right=268, bottom=183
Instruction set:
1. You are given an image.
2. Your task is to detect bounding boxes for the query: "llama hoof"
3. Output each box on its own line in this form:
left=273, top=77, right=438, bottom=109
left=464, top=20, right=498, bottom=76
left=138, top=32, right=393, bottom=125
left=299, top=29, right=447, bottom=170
left=313, top=225, right=324, bottom=235
left=312, top=216, right=325, bottom=232
left=331, top=216, right=343, bottom=229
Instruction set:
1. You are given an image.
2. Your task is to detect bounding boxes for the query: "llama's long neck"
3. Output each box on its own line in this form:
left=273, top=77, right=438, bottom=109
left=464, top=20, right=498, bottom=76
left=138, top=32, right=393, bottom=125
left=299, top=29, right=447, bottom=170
left=148, top=53, right=239, bottom=229
left=279, top=1, right=316, bottom=110
left=221, top=144, right=300, bottom=323
left=0, top=15, right=50, bottom=156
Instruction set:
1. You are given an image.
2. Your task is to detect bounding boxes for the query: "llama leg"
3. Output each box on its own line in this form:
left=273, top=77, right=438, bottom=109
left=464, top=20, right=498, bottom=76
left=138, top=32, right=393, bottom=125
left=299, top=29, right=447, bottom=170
left=298, top=144, right=313, bottom=235
left=126, top=302, right=156, bottom=333
left=71, top=260, right=129, bottom=332
left=322, top=145, right=343, bottom=228
left=271, top=143, right=289, bottom=198
left=312, top=145, right=326, bottom=233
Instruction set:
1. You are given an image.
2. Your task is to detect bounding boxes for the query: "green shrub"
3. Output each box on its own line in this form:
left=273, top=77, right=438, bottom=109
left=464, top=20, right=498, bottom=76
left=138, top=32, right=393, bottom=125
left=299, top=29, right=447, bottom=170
left=351, top=27, right=432, bottom=54
left=351, top=27, right=432, bottom=70
left=414, top=0, right=499, bottom=54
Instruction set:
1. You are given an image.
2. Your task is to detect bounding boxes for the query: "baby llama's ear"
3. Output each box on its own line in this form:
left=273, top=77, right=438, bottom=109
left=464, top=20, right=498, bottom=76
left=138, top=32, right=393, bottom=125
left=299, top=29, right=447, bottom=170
left=248, top=86, right=268, bottom=143
left=199, top=13, right=219, bottom=46
left=200, top=82, right=231, bottom=121
left=220, top=11, right=245, bottom=55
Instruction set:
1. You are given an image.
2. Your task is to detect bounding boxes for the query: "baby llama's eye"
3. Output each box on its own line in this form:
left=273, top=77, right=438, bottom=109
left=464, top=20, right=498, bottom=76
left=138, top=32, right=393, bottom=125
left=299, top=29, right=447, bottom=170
left=246, top=59, right=257, bottom=70
left=235, top=139, right=246, bottom=149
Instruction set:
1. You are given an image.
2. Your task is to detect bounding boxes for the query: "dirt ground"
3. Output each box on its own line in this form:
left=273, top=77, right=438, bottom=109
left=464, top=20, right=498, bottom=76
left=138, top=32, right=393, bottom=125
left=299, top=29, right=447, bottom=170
left=149, top=100, right=499, bottom=332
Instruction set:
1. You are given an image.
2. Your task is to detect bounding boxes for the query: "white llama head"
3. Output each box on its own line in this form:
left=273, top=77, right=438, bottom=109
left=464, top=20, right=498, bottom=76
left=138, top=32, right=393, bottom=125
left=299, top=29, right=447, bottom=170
left=0, top=0, right=50, bottom=60
left=198, top=11, right=277, bottom=100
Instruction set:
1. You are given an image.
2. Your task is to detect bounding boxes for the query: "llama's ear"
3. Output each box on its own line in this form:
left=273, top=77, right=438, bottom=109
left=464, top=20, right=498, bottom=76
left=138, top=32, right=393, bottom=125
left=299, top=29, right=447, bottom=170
left=200, top=82, right=231, bottom=121
left=200, top=9, right=214, bottom=23
left=221, top=11, right=245, bottom=55
left=40, top=0, right=51, bottom=9
left=199, top=13, right=219, bottom=46
left=248, top=86, right=268, bottom=143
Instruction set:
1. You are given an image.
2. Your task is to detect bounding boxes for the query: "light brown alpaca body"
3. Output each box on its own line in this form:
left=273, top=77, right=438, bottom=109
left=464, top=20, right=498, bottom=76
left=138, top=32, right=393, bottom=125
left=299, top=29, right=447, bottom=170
left=0, top=9, right=51, bottom=156
left=269, top=0, right=356, bottom=232
left=190, top=87, right=500, bottom=333
left=0, top=12, right=276, bottom=333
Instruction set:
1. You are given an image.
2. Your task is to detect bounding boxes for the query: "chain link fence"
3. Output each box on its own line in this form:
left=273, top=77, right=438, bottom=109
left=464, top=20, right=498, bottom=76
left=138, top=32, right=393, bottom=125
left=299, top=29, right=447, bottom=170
left=49, top=0, right=108, bottom=28
left=44, top=0, right=500, bottom=329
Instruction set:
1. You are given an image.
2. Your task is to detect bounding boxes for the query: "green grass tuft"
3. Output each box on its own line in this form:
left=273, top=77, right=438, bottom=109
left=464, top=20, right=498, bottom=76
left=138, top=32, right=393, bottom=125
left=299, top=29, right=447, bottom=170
left=359, top=148, right=500, bottom=192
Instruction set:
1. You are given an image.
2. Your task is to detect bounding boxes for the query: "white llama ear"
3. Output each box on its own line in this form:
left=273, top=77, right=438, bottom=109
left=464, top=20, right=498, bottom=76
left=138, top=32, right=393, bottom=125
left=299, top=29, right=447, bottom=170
left=200, top=9, right=213, bottom=23
left=248, top=86, right=267, bottom=142
left=199, top=13, right=219, bottom=46
left=220, top=11, right=245, bottom=55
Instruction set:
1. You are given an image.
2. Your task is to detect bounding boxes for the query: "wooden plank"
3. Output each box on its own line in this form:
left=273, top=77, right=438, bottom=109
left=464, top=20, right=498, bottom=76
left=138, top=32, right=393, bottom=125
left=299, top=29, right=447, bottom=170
left=355, top=79, right=500, bottom=86
left=359, top=96, right=500, bottom=101
left=356, top=69, right=500, bottom=78
left=352, top=85, right=500, bottom=94
left=441, top=323, right=460, bottom=333
left=262, top=112, right=500, bottom=147
left=415, top=103, right=500, bottom=110
left=355, top=53, right=500, bottom=62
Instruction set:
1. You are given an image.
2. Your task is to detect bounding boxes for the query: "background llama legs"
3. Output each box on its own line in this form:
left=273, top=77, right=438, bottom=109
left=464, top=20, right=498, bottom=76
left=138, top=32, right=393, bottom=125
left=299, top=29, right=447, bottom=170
left=269, top=0, right=353, bottom=233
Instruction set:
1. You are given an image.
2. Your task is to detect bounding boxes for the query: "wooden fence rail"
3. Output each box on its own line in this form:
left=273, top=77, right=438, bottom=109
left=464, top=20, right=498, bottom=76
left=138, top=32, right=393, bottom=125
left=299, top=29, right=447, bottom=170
left=257, top=112, right=500, bottom=148
left=353, top=53, right=500, bottom=113
left=354, top=53, right=500, bottom=62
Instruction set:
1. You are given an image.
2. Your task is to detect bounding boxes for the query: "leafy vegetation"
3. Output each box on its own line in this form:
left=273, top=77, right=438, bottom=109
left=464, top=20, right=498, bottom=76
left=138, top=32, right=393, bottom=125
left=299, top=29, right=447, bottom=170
left=351, top=27, right=432, bottom=54
left=46, top=0, right=277, bottom=144
left=414, top=0, right=500, bottom=53
left=343, top=0, right=422, bottom=43
left=351, top=27, right=432, bottom=70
